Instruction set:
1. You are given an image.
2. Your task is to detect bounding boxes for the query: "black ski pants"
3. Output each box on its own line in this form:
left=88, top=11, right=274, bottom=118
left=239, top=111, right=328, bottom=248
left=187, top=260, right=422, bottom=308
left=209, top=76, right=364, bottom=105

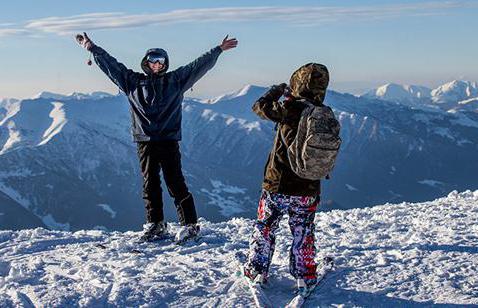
left=137, top=141, right=197, bottom=225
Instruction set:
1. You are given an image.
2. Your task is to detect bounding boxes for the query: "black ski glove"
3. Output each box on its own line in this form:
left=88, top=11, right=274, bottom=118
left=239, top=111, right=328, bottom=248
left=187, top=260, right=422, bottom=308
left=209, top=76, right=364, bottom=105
left=266, top=83, right=288, bottom=101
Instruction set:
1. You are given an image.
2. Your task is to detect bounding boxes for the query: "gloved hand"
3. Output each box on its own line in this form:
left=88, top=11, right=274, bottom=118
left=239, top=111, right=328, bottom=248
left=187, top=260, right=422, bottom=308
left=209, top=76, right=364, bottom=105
left=269, top=83, right=287, bottom=99
left=75, top=32, right=94, bottom=51
left=273, top=83, right=287, bottom=93
left=266, top=83, right=288, bottom=100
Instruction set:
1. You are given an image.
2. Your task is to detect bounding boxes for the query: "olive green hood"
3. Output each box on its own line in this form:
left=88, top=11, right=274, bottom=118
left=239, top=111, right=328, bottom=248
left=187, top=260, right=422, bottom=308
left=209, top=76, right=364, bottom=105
left=289, top=63, right=329, bottom=105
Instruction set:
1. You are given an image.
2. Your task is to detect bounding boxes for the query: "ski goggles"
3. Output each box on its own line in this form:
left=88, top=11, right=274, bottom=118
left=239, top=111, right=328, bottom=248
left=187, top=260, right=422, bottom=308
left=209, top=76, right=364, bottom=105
left=146, top=54, right=166, bottom=64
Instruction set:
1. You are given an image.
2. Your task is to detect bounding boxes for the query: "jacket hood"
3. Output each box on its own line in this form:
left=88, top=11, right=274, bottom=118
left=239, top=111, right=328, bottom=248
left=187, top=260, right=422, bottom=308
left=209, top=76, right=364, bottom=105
left=141, top=48, right=170, bottom=76
left=289, top=63, right=329, bottom=105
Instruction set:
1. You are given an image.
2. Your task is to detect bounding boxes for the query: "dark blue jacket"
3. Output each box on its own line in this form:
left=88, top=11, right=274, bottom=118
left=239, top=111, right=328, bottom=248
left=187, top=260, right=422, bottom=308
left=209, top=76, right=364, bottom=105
left=91, top=45, right=223, bottom=142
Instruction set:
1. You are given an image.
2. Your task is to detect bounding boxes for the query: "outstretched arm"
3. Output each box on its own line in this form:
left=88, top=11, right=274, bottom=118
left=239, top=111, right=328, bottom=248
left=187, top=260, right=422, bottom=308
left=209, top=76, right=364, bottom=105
left=252, top=84, right=288, bottom=123
left=76, top=32, right=137, bottom=94
left=173, top=35, right=238, bottom=92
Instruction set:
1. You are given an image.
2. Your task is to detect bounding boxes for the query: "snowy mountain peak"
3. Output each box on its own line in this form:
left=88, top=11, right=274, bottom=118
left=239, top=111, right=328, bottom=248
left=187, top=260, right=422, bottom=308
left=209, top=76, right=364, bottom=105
left=431, top=80, right=478, bottom=103
left=34, top=91, right=68, bottom=100
left=236, top=84, right=257, bottom=97
left=363, top=80, right=478, bottom=111
left=364, top=83, right=431, bottom=102
left=33, top=91, right=115, bottom=101
left=68, top=91, right=115, bottom=100
left=203, top=84, right=268, bottom=104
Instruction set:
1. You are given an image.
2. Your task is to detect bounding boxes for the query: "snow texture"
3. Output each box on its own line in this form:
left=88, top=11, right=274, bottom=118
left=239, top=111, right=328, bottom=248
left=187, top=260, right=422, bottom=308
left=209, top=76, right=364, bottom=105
left=1, top=190, right=477, bottom=307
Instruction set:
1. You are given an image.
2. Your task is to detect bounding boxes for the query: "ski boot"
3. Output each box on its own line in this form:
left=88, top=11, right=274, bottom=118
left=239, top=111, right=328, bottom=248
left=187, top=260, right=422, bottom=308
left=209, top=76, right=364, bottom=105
left=296, top=277, right=318, bottom=298
left=243, top=266, right=268, bottom=286
left=175, top=223, right=200, bottom=244
left=139, top=221, right=168, bottom=242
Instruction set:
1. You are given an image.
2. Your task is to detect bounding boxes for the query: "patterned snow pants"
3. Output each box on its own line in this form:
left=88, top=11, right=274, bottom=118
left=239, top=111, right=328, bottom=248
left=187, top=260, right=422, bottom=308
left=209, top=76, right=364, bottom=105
left=245, top=189, right=319, bottom=281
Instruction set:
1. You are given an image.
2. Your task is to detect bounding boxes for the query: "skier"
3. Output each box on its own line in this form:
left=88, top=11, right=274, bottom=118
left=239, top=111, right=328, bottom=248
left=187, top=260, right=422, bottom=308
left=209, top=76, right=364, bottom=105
left=76, top=32, right=238, bottom=243
left=243, top=63, right=335, bottom=297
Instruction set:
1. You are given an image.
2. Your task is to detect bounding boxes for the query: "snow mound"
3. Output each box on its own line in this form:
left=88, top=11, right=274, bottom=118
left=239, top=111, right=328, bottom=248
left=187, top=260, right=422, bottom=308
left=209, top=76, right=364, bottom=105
left=1, top=190, right=477, bottom=306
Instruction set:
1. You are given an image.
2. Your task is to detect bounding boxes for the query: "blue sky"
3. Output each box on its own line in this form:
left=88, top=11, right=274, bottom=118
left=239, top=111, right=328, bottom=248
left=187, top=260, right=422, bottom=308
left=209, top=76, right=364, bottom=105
left=1, top=0, right=477, bottom=99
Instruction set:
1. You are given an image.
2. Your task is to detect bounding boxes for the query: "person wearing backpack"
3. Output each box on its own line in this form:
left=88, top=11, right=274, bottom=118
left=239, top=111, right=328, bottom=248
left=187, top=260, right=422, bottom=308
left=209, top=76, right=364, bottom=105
left=75, top=32, right=238, bottom=243
left=243, top=63, right=341, bottom=297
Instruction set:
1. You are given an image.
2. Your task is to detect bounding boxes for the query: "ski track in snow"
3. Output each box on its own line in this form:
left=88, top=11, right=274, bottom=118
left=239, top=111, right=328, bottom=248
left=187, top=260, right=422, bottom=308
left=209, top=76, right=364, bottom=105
left=1, top=190, right=478, bottom=307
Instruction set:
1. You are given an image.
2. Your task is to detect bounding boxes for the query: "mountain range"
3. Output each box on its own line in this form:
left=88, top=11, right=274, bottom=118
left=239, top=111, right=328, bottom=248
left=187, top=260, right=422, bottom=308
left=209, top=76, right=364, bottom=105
left=1, top=80, right=477, bottom=231
left=363, top=80, right=478, bottom=112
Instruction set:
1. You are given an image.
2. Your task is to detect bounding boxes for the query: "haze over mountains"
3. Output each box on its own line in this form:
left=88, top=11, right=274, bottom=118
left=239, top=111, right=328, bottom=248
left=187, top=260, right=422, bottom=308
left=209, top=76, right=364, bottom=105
left=1, top=80, right=477, bottom=231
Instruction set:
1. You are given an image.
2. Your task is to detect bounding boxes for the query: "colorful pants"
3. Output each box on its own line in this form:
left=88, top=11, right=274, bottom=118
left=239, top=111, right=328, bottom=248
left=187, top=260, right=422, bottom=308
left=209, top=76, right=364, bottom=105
left=245, top=190, right=319, bottom=281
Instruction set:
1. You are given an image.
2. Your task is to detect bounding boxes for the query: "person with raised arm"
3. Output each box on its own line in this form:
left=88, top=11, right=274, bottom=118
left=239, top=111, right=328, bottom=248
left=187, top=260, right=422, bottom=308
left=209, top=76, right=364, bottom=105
left=76, top=32, right=238, bottom=243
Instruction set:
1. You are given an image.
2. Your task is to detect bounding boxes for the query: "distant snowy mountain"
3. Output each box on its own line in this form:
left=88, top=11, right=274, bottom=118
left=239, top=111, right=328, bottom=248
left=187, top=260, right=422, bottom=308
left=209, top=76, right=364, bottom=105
left=1, top=190, right=477, bottom=306
left=33, top=91, right=69, bottom=100
left=1, top=84, right=477, bottom=231
left=431, top=80, right=478, bottom=109
left=363, top=83, right=431, bottom=105
left=198, top=84, right=268, bottom=121
left=363, top=80, right=478, bottom=112
left=33, top=91, right=115, bottom=101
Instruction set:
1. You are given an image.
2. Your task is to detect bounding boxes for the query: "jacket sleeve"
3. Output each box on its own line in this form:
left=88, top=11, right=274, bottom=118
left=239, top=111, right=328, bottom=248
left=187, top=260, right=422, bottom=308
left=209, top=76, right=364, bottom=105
left=173, top=46, right=223, bottom=92
left=90, top=45, right=137, bottom=94
left=252, top=85, right=287, bottom=123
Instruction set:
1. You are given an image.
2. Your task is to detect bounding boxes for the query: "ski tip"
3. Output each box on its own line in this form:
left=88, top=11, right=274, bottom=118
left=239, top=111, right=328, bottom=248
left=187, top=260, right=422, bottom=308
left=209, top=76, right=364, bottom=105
left=285, top=295, right=305, bottom=308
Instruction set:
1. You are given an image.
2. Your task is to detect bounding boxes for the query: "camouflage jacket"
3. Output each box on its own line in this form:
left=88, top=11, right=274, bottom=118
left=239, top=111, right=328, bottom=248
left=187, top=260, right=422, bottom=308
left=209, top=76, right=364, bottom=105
left=252, top=86, right=321, bottom=197
left=252, top=63, right=330, bottom=197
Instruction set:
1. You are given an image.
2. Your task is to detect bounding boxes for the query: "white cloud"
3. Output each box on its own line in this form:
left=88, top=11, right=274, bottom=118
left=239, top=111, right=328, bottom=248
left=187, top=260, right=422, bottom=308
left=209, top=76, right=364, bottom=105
left=2, top=2, right=477, bottom=37
left=0, top=28, right=31, bottom=37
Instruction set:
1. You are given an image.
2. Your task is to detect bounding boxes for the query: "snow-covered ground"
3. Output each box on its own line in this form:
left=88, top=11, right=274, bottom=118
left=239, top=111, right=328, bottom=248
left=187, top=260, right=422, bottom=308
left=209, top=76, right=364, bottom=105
left=1, top=190, right=478, bottom=307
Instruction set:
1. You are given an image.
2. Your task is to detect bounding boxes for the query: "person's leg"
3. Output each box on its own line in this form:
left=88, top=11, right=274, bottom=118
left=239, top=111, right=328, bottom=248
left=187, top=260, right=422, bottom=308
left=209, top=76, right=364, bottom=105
left=159, top=141, right=197, bottom=225
left=244, top=190, right=287, bottom=280
left=137, top=142, right=164, bottom=223
left=288, top=195, right=319, bottom=282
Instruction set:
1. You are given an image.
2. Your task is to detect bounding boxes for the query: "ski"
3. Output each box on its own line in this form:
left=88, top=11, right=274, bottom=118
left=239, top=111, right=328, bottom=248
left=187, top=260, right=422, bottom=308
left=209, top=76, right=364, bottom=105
left=234, top=267, right=273, bottom=308
left=285, top=256, right=334, bottom=308
left=245, top=279, right=273, bottom=308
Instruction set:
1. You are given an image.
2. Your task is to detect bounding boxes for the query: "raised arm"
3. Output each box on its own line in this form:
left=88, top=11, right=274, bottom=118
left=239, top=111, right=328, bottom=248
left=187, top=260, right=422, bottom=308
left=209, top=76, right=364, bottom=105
left=173, top=35, right=238, bottom=92
left=76, top=32, right=137, bottom=94
left=252, top=84, right=288, bottom=123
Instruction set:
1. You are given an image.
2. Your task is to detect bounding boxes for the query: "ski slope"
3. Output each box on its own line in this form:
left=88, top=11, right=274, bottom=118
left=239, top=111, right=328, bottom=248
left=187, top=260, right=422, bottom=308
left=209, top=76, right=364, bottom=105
left=1, top=190, right=477, bottom=307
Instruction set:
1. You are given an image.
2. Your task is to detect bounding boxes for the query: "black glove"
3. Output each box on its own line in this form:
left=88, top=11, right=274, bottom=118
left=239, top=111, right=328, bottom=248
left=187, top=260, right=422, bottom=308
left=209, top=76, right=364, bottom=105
left=266, top=83, right=288, bottom=100
left=273, top=83, right=287, bottom=93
